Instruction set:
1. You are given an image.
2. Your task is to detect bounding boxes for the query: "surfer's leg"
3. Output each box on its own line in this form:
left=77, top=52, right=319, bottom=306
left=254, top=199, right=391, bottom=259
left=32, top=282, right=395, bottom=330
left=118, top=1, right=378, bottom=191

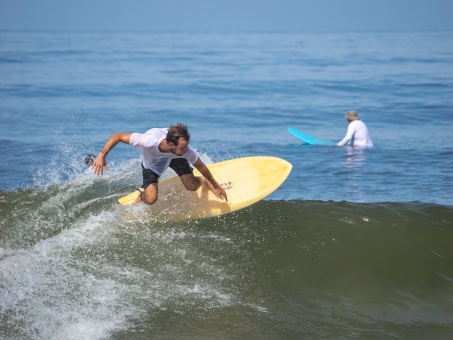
left=169, top=158, right=201, bottom=191
left=179, top=173, right=203, bottom=191
left=139, top=164, right=160, bottom=205
left=140, top=183, right=158, bottom=205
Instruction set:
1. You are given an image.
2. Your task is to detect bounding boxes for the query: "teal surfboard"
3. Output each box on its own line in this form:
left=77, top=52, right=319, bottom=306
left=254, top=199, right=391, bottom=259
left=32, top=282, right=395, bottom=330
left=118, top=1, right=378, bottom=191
left=288, top=127, right=336, bottom=146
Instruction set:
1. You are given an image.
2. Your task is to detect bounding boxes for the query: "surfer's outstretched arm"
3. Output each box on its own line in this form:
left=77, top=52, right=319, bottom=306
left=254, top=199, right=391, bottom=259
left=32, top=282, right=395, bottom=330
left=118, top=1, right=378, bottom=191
left=91, top=133, right=132, bottom=176
left=192, top=158, right=228, bottom=202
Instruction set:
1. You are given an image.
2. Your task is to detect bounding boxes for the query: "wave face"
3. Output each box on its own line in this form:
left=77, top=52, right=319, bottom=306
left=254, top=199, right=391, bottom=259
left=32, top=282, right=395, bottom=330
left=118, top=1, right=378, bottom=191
left=1, top=182, right=453, bottom=339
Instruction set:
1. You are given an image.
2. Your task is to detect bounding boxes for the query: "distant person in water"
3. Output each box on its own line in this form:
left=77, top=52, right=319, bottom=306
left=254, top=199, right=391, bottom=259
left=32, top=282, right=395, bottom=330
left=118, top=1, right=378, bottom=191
left=337, top=110, right=373, bottom=147
left=89, top=123, right=228, bottom=205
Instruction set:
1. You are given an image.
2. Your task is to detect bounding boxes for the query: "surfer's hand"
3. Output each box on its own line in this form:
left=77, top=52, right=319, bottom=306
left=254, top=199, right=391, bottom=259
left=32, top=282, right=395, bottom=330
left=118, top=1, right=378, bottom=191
left=202, top=178, right=228, bottom=202
left=219, top=192, right=228, bottom=202
left=214, top=185, right=228, bottom=202
left=91, top=154, right=109, bottom=176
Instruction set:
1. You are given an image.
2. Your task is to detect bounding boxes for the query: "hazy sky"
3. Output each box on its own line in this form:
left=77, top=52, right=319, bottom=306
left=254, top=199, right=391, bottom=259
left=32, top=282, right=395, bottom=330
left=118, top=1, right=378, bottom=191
left=1, top=0, right=452, bottom=32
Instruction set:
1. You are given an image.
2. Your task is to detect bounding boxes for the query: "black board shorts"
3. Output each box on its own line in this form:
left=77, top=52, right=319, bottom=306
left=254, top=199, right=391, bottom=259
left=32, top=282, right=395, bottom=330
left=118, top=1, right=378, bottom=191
left=141, top=158, right=193, bottom=189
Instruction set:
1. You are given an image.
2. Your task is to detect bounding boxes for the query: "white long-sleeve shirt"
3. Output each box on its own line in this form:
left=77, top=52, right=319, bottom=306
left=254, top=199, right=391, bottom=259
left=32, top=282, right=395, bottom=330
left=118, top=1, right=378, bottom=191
left=337, top=120, right=373, bottom=147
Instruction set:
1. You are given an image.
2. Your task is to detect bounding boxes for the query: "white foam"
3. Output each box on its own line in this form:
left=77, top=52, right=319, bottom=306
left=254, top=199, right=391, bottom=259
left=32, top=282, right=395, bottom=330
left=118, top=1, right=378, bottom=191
left=0, top=213, right=144, bottom=340
left=0, top=246, right=14, bottom=260
left=1, top=208, right=240, bottom=339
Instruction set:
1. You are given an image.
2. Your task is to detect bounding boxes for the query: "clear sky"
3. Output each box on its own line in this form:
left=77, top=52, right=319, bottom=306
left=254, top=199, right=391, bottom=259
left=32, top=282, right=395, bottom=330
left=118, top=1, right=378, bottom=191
left=1, top=0, right=452, bottom=32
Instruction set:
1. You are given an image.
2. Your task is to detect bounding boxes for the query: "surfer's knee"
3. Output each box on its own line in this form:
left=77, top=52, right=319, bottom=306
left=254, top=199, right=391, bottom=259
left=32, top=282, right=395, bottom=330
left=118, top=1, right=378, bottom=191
left=185, top=182, right=199, bottom=191
left=142, top=185, right=158, bottom=205
left=142, top=193, right=158, bottom=205
left=181, top=175, right=202, bottom=191
left=143, top=197, right=157, bottom=205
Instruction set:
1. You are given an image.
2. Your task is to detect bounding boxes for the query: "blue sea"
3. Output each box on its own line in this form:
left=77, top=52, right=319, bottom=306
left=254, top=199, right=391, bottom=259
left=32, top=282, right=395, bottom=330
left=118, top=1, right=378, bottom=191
left=1, top=31, right=453, bottom=339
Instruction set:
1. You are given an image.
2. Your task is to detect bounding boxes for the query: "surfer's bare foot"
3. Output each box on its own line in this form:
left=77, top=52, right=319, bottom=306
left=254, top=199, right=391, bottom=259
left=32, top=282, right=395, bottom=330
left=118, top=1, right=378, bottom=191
left=134, top=187, right=144, bottom=204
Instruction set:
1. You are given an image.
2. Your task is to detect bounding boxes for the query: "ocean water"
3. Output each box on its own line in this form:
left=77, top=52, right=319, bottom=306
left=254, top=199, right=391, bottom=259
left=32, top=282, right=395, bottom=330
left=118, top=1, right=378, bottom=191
left=1, top=31, right=453, bottom=339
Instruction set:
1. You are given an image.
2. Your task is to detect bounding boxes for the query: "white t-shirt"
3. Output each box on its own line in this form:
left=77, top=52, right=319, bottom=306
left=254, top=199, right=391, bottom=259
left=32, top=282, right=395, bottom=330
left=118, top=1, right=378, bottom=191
left=129, top=128, right=199, bottom=175
left=337, top=120, right=373, bottom=147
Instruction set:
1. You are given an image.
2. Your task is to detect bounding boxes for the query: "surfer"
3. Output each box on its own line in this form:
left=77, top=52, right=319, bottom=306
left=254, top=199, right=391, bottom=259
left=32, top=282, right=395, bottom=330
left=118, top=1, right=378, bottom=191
left=90, top=123, right=228, bottom=204
left=337, top=111, right=373, bottom=147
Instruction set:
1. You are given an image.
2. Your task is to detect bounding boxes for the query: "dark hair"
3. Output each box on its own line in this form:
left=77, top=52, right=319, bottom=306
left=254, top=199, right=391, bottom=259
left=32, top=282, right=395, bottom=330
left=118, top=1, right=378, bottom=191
left=166, top=123, right=190, bottom=145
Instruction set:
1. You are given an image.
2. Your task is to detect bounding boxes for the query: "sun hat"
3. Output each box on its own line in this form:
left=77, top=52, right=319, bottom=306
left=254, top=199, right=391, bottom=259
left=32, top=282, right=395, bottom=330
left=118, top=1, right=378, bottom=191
left=344, top=110, right=359, bottom=121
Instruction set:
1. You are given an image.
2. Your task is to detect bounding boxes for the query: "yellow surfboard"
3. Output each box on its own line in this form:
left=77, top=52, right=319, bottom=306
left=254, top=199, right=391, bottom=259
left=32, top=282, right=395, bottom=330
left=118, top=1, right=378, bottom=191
left=118, top=156, right=292, bottom=220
